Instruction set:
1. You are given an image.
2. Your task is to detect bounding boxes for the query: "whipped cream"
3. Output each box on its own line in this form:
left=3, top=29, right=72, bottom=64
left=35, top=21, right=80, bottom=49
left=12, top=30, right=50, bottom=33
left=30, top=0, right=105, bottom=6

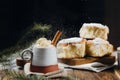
left=35, top=38, right=54, bottom=48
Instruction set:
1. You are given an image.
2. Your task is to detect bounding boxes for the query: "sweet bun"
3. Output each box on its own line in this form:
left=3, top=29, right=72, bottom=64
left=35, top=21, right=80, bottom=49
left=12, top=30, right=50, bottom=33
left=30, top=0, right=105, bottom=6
left=86, top=38, right=113, bottom=57
left=57, top=37, right=86, bottom=58
left=79, top=23, right=109, bottom=40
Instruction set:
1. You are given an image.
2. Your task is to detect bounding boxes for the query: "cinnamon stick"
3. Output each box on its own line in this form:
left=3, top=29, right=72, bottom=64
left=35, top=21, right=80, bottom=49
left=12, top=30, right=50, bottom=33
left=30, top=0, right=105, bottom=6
left=52, top=30, right=62, bottom=46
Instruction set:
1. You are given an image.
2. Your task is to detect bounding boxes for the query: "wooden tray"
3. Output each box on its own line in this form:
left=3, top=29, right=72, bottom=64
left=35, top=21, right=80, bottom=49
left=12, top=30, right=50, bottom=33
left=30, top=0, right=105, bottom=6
left=58, top=56, right=116, bottom=66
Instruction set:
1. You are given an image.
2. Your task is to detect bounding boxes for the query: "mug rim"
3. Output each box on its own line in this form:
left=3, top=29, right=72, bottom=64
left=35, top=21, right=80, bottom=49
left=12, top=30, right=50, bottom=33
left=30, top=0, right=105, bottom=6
left=33, top=46, right=56, bottom=49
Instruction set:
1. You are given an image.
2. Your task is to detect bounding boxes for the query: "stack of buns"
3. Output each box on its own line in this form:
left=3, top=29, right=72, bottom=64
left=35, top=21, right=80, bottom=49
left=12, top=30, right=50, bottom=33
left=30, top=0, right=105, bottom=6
left=57, top=23, right=114, bottom=58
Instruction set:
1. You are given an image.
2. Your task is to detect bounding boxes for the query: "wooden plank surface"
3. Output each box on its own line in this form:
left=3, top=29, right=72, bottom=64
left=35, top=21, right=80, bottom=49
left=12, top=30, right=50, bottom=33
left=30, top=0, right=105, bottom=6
left=64, top=67, right=120, bottom=80
left=1, top=67, right=120, bottom=80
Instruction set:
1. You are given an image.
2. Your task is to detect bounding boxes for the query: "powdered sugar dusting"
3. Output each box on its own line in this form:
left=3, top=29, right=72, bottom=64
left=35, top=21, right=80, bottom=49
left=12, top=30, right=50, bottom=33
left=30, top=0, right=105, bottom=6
left=58, top=37, right=83, bottom=43
left=83, top=23, right=108, bottom=29
left=92, top=38, right=109, bottom=44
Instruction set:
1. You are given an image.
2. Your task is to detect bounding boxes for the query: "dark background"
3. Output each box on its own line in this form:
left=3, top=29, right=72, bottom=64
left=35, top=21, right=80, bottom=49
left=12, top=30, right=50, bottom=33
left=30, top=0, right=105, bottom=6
left=0, top=0, right=120, bottom=50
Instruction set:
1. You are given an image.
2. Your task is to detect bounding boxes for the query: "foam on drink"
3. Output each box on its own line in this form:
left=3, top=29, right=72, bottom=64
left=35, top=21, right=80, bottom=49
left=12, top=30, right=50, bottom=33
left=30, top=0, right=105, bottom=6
left=35, top=38, right=54, bottom=48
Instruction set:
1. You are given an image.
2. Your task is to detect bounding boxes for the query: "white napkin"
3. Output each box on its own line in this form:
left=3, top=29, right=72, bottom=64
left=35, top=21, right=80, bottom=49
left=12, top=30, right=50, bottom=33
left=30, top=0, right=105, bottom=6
left=58, top=62, right=115, bottom=72
left=24, top=63, right=64, bottom=78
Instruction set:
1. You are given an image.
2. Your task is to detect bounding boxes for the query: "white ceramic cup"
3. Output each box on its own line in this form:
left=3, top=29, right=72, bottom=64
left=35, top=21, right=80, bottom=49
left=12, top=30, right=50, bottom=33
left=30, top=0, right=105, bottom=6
left=21, top=46, right=58, bottom=66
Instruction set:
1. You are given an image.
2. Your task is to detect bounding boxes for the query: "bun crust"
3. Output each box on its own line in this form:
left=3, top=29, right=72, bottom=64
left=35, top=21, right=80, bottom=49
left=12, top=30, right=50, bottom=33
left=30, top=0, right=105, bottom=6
left=86, top=38, right=113, bottom=57
left=79, top=23, right=109, bottom=40
left=57, top=37, right=86, bottom=58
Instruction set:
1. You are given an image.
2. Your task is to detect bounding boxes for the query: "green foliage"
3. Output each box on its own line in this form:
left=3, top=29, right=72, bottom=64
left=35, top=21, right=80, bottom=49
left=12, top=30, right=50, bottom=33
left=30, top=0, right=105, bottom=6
left=3, top=70, right=79, bottom=80
left=4, top=70, right=51, bottom=80
left=0, top=23, right=52, bottom=57
left=17, top=23, right=52, bottom=46
left=31, top=23, right=51, bottom=31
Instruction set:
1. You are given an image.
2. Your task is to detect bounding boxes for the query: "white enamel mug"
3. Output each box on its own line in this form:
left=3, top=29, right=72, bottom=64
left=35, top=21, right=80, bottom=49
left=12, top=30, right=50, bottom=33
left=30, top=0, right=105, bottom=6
left=21, top=46, right=58, bottom=66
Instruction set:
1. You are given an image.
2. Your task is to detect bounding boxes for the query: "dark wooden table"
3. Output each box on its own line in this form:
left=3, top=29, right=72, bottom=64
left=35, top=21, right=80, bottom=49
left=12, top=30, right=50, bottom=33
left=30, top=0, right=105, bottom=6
left=1, top=66, right=120, bottom=80
left=63, top=66, right=120, bottom=80
left=1, top=52, right=120, bottom=80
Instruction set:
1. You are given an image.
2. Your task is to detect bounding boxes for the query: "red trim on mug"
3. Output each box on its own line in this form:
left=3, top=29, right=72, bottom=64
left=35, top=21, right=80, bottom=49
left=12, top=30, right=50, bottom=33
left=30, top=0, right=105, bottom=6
left=30, top=64, right=59, bottom=73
